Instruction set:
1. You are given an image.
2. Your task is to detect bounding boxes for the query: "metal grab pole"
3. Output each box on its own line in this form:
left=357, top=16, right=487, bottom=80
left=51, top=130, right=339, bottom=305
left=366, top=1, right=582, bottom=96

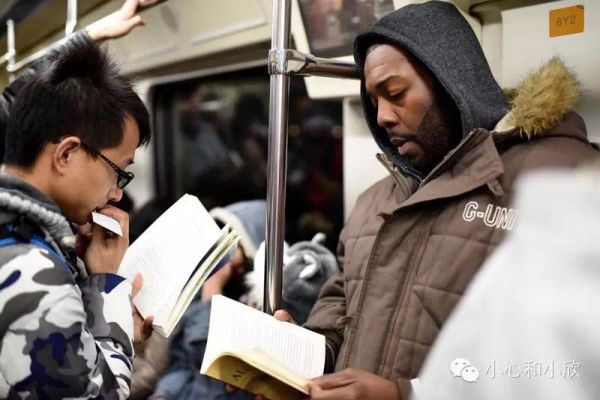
left=277, top=49, right=359, bottom=79
left=0, top=21, right=14, bottom=66
left=7, top=19, right=15, bottom=83
left=65, top=0, right=78, bottom=36
left=264, top=0, right=292, bottom=315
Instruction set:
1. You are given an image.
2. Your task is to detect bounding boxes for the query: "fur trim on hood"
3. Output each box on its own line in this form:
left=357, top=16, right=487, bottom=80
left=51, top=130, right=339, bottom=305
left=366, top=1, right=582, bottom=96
left=495, top=58, right=580, bottom=137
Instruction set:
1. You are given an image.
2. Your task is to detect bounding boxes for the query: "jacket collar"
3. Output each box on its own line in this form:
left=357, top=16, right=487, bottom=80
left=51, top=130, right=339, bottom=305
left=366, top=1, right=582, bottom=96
left=392, top=128, right=504, bottom=212
left=0, top=172, right=62, bottom=215
left=0, top=173, right=82, bottom=276
left=380, top=57, right=590, bottom=212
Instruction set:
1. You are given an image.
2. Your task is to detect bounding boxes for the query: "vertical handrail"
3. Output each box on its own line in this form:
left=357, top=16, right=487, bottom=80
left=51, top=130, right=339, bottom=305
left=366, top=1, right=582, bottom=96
left=264, top=0, right=292, bottom=315
left=65, top=0, right=78, bottom=36
left=7, top=19, right=15, bottom=82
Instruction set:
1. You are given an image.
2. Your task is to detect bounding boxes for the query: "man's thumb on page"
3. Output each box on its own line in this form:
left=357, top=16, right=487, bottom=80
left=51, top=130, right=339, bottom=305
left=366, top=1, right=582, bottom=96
left=132, top=272, right=143, bottom=297
left=274, top=310, right=297, bottom=325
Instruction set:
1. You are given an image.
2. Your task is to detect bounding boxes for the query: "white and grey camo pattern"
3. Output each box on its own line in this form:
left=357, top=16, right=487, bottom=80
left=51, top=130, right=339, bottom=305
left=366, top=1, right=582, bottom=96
left=0, top=177, right=134, bottom=399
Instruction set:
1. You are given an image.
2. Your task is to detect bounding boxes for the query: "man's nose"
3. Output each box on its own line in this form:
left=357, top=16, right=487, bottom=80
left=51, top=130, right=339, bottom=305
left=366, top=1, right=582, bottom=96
left=376, top=99, right=398, bottom=128
left=109, top=186, right=124, bottom=203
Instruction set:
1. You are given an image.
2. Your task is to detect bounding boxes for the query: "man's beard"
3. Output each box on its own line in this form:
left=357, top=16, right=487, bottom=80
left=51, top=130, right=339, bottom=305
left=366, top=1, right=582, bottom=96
left=401, top=94, right=461, bottom=175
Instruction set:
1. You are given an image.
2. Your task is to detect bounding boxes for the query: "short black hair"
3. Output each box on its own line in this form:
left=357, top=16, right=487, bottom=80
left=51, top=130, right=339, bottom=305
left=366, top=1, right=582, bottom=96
left=4, top=34, right=150, bottom=168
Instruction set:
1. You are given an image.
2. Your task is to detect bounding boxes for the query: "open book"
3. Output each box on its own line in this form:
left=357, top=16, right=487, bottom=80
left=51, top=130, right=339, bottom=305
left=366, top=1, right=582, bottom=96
left=118, top=194, right=240, bottom=337
left=200, top=295, right=325, bottom=399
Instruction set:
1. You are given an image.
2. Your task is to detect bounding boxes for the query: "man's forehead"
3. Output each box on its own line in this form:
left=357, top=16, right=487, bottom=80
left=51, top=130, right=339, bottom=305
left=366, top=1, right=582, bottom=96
left=366, top=42, right=385, bottom=56
left=106, top=114, right=139, bottom=165
left=365, top=49, right=412, bottom=86
left=364, top=44, right=432, bottom=88
left=365, top=43, right=410, bottom=63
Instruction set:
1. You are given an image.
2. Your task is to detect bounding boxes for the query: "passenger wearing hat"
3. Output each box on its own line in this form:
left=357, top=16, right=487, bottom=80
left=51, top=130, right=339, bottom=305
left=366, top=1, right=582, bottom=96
left=246, top=232, right=339, bottom=325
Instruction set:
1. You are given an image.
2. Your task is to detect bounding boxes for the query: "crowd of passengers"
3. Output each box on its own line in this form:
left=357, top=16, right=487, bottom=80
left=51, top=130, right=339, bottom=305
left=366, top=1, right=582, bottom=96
left=0, top=1, right=598, bottom=399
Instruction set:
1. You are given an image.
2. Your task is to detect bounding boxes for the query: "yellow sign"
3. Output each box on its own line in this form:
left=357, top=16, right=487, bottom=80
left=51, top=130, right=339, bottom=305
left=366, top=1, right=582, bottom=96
left=549, top=5, right=584, bottom=37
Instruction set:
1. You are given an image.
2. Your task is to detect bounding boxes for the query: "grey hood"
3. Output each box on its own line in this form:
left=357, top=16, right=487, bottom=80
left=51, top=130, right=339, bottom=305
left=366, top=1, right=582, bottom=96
left=354, top=1, right=508, bottom=180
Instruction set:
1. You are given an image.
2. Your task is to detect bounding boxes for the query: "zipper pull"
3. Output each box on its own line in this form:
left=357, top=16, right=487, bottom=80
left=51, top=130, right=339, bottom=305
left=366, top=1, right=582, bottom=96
left=486, top=178, right=504, bottom=197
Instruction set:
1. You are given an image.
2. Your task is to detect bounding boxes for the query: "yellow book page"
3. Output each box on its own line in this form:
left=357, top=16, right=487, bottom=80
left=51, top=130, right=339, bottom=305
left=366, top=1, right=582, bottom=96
left=200, top=295, right=325, bottom=380
left=204, top=349, right=309, bottom=400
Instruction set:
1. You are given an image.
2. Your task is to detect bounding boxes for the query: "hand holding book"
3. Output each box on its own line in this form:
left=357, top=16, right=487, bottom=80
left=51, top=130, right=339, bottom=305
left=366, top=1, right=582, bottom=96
left=306, top=369, right=400, bottom=400
left=131, top=273, right=154, bottom=344
left=118, top=194, right=240, bottom=337
left=223, top=308, right=299, bottom=397
left=200, top=295, right=325, bottom=399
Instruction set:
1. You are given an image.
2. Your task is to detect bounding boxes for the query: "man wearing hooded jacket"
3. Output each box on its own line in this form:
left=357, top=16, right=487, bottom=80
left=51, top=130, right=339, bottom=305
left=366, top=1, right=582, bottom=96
left=274, top=2, right=599, bottom=399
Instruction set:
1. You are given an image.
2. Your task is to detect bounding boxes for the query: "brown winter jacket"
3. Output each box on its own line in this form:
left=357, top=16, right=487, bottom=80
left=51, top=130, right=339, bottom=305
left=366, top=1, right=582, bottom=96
left=303, top=58, right=598, bottom=398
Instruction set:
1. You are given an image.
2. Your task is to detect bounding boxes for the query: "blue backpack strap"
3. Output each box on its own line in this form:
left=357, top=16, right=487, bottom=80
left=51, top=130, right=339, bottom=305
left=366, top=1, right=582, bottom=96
left=0, top=222, right=76, bottom=280
left=0, top=237, right=18, bottom=247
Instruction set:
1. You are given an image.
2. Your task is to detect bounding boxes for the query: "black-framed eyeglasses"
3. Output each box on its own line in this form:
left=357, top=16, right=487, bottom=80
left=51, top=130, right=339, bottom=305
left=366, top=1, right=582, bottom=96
left=80, top=141, right=134, bottom=189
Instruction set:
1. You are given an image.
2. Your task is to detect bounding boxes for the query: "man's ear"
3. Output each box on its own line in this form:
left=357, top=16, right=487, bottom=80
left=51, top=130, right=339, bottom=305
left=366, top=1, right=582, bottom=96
left=52, top=136, right=83, bottom=173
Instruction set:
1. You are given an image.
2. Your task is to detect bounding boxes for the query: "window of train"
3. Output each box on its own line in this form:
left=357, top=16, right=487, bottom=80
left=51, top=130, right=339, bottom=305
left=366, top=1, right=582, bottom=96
left=152, top=67, right=344, bottom=250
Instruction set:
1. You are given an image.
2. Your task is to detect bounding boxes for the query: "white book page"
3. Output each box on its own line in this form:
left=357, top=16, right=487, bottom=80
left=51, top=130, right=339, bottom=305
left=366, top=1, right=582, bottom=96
left=118, top=194, right=220, bottom=325
left=201, top=295, right=325, bottom=379
left=164, top=230, right=240, bottom=336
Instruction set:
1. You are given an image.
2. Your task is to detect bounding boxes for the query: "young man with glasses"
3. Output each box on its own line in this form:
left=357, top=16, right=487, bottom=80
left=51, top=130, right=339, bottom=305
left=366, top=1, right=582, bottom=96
left=0, top=32, right=152, bottom=399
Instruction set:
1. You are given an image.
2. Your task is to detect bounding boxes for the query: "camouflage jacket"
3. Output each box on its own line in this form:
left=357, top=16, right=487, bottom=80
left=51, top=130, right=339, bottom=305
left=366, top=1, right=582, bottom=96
left=0, top=174, right=134, bottom=399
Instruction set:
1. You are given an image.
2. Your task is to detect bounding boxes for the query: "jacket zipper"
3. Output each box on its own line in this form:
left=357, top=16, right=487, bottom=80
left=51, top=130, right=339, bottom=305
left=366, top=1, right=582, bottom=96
left=339, top=154, right=418, bottom=368
left=379, top=215, right=433, bottom=377
left=371, top=130, right=478, bottom=376
left=339, top=219, right=386, bottom=369
left=338, top=158, right=413, bottom=369
left=376, top=153, right=413, bottom=200
left=376, top=129, right=478, bottom=198
left=419, top=130, right=478, bottom=188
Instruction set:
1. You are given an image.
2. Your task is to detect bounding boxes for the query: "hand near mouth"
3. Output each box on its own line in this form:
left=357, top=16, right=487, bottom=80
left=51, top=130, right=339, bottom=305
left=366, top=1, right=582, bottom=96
left=83, top=205, right=129, bottom=275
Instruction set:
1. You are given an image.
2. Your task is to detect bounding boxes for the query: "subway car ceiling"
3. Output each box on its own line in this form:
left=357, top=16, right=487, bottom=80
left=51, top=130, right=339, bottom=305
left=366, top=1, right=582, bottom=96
left=4, top=1, right=598, bottom=91
left=0, top=0, right=598, bottom=221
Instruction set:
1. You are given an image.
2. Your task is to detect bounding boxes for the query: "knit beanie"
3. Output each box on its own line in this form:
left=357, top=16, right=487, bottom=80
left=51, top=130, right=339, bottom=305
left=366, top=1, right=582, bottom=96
left=282, top=233, right=339, bottom=324
left=248, top=233, right=339, bottom=324
left=209, top=199, right=266, bottom=260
